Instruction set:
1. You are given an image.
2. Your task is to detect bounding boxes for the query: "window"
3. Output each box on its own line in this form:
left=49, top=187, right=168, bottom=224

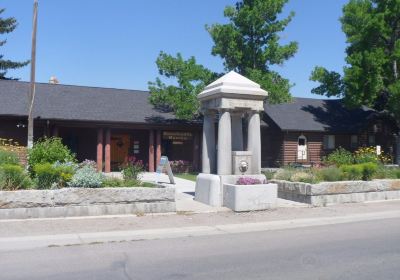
left=297, top=135, right=307, bottom=160
left=323, top=135, right=335, bottom=150
left=368, top=135, right=376, bottom=146
left=373, top=123, right=382, bottom=133
left=351, top=135, right=358, bottom=148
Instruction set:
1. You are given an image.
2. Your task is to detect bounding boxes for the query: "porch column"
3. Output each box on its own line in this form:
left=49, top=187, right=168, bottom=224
left=231, top=112, right=243, bottom=151
left=148, top=130, right=155, bottom=172
left=96, top=128, right=104, bottom=172
left=52, top=126, right=59, bottom=137
left=156, top=130, right=162, bottom=166
left=202, top=111, right=216, bottom=174
left=193, top=131, right=200, bottom=171
left=105, top=128, right=111, bottom=173
left=217, top=110, right=232, bottom=175
left=248, top=111, right=261, bottom=174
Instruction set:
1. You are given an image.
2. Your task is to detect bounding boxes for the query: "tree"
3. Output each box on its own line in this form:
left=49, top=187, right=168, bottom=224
left=148, top=52, right=217, bottom=120
left=206, top=0, right=298, bottom=104
left=0, top=8, right=29, bottom=79
left=149, top=0, right=298, bottom=120
left=310, top=0, right=400, bottom=121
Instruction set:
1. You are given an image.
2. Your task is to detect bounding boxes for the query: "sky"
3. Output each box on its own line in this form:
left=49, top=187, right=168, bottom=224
left=2, top=0, right=348, bottom=98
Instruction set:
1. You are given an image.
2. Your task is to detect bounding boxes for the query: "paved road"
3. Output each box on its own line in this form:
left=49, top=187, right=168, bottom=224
left=1, top=217, right=400, bottom=280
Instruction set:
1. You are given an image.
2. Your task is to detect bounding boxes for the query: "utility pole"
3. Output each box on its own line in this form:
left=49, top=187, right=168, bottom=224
left=27, top=0, right=38, bottom=149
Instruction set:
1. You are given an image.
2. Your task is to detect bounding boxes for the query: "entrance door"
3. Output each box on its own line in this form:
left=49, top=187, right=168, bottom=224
left=111, top=134, right=130, bottom=170
left=297, top=135, right=307, bottom=161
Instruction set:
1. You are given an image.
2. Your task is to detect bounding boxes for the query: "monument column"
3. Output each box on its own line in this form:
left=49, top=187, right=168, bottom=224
left=231, top=112, right=243, bottom=151
left=248, top=111, right=261, bottom=174
left=202, top=111, right=216, bottom=173
left=217, top=110, right=232, bottom=175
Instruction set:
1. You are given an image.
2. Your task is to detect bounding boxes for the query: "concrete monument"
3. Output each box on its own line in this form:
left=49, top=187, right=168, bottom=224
left=195, top=71, right=276, bottom=209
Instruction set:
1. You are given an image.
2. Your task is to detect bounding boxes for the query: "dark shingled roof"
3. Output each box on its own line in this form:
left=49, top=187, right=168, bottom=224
left=0, top=80, right=188, bottom=125
left=264, top=97, right=375, bottom=133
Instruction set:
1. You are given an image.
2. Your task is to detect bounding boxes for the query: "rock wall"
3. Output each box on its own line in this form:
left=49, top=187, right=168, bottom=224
left=272, top=179, right=400, bottom=206
left=0, top=187, right=175, bottom=219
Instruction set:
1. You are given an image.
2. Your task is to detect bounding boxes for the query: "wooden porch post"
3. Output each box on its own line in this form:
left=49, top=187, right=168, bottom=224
left=156, top=130, right=162, bottom=166
left=105, top=129, right=111, bottom=173
left=52, top=126, right=59, bottom=137
left=97, top=128, right=104, bottom=172
left=148, top=130, right=155, bottom=172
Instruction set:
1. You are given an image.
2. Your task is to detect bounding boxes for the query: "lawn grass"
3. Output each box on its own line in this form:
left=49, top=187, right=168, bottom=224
left=175, top=173, right=198, bottom=182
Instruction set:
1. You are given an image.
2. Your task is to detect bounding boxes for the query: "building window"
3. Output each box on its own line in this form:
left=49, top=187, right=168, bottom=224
left=323, top=135, right=335, bottom=150
left=368, top=135, right=376, bottom=146
left=351, top=135, right=358, bottom=148
left=373, top=123, right=382, bottom=133
left=297, top=135, right=307, bottom=160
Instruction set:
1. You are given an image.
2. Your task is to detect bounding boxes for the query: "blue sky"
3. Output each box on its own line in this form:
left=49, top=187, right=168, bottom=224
left=2, top=0, right=348, bottom=98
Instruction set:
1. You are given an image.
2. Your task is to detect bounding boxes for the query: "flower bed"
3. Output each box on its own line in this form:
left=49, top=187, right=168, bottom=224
left=169, top=160, right=192, bottom=173
left=0, top=187, right=176, bottom=219
left=272, top=179, right=400, bottom=206
left=222, top=177, right=277, bottom=212
left=0, top=137, right=151, bottom=191
left=223, top=182, right=277, bottom=212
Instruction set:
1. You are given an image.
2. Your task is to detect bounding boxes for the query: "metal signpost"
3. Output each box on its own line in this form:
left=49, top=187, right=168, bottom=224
left=156, top=156, right=175, bottom=184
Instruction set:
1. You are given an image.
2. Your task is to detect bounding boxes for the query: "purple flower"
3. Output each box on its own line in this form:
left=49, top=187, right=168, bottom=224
left=236, top=177, right=266, bottom=185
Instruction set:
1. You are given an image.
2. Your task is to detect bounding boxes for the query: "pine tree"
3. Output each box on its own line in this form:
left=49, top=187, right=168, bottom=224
left=149, top=0, right=298, bottom=120
left=0, top=8, right=29, bottom=79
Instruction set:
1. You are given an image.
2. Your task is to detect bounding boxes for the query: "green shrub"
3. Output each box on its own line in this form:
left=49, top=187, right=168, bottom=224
left=361, top=162, right=378, bottom=181
left=341, top=163, right=378, bottom=181
left=317, top=167, right=343, bottom=182
left=263, top=170, right=276, bottom=180
left=34, top=163, right=61, bottom=189
left=323, top=147, right=353, bottom=167
left=68, top=165, right=103, bottom=188
left=353, top=147, right=379, bottom=164
left=273, top=168, right=296, bottom=181
left=0, top=149, right=20, bottom=165
left=341, top=164, right=363, bottom=180
left=0, top=164, right=32, bottom=190
left=121, top=158, right=144, bottom=181
left=290, top=171, right=318, bottom=184
left=102, top=177, right=125, bottom=188
left=28, top=138, right=76, bottom=172
left=102, top=177, right=152, bottom=188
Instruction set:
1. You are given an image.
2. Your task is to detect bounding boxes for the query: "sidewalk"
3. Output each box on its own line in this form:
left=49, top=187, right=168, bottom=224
left=0, top=201, right=400, bottom=243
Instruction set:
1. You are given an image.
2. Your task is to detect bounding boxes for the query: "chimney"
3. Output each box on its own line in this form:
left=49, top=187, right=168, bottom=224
left=49, top=76, right=59, bottom=84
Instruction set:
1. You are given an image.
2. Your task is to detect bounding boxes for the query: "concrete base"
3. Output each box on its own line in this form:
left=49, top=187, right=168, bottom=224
left=0, top=202, right=176, bottom=220
left=194, top=174, right=221, bottom=207
left=195, top=173, right=267, bottom=207
left=223, top=183, right=277, bottom=212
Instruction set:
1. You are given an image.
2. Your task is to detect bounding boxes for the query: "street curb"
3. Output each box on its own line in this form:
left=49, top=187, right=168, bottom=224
left=2, top=210, right=400, bottom=252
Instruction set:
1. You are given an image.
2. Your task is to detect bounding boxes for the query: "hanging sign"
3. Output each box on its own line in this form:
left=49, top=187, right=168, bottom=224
left=156, top=156, right=175, bottom=184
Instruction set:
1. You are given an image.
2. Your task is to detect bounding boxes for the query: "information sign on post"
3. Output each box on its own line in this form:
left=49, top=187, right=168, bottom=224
left=156, top=156, right=175, bottom=184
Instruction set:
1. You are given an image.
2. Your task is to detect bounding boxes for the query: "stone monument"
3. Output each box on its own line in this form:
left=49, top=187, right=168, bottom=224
left=195, top=71, right=270, bottom=207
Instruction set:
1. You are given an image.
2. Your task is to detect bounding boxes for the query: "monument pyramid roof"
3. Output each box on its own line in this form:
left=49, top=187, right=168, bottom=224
left=198, top=71, right=268, bottom=101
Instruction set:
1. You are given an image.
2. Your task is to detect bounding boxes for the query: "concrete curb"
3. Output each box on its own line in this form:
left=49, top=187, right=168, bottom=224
left=2, top=210, right=400, bottom=252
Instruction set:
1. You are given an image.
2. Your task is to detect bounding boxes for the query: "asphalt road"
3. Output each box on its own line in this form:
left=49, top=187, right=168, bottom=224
left=1, top=217, right=400, bottom=280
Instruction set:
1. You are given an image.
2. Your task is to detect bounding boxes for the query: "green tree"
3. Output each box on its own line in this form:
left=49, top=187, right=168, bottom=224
left=148, top=52, right=217, bottom=120
left=206, top=0, right=298, bottom=104
left=149, top=0, right=298, bottom=120
left=310, top=0, right=400, bottom=120
left=0, top=8, right=29, bottom=79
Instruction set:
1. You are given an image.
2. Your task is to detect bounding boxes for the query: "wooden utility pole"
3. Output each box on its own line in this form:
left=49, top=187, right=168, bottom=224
left=27, top=0, right=38, bottom=149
